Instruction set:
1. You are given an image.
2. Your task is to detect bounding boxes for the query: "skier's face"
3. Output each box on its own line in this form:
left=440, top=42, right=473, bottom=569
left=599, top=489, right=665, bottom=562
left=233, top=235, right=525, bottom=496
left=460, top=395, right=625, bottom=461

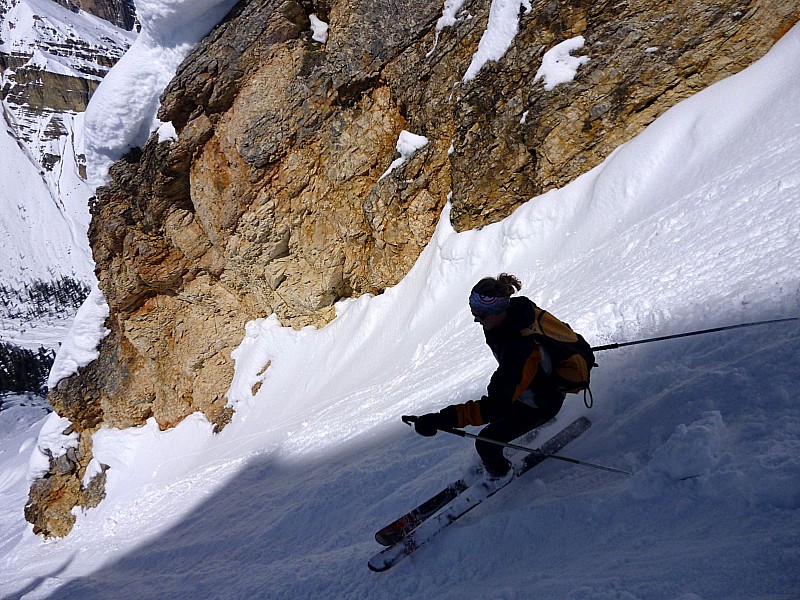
left=472, top=310, right=506, bottom=331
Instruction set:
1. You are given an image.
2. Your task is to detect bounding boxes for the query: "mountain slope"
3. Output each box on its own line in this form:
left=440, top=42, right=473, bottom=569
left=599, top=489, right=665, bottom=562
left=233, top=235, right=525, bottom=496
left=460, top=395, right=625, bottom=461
left=0, top=0, right=133, bottom=360
left=0, top=0, right=134, bottom=289
left=0, top=117, right=91, bottom=286
left=0, top=20, right=798, bottom=600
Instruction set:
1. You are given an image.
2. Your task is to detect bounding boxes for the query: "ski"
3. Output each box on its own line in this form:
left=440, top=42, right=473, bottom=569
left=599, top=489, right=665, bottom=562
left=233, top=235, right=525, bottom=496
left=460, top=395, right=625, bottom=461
left=368, top=416, right=591, bottom=572
left=373, top=420, right=549, bottom=546
left=374, top=478, right=470, bottom=546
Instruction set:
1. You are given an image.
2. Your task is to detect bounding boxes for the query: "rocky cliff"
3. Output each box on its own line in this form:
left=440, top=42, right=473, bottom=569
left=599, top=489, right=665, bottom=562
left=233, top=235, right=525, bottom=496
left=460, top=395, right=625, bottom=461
left=28, top=0, right=799, bottom=536
left=52, top=0, right=136, bottom=30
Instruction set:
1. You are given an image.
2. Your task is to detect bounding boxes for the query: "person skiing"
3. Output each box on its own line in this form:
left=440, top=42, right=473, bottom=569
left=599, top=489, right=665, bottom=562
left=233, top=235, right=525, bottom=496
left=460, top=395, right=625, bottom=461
left=411, top=273, right=567, bottom=480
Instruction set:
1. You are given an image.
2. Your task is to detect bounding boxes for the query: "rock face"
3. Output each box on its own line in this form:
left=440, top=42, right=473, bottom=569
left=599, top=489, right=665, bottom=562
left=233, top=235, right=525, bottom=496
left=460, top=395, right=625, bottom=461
left=29, top=0, right=799, bottom=535
left=53, top=0, right=137, bottom=30
left=24, top=429, right=107, bottom=538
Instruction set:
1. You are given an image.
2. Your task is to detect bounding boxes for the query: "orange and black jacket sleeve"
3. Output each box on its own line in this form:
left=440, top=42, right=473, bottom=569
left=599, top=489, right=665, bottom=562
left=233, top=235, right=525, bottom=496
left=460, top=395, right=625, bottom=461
left=448, top=336, right=543, bottom=427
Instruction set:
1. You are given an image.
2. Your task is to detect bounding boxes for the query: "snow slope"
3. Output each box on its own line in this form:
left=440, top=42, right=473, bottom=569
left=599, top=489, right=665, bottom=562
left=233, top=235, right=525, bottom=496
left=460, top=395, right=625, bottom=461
left=0, top=117, right=92, bottom=287
left=0, top=0, right=133, bottom=349
left=0, top=115, right=93, bottom=351
left=0, top=20, right=799, bottom=600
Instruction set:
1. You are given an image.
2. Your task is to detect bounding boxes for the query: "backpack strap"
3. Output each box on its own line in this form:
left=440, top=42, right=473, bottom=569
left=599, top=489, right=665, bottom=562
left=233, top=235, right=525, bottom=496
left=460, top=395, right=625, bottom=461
left=583, top=387, right=594, bottom=409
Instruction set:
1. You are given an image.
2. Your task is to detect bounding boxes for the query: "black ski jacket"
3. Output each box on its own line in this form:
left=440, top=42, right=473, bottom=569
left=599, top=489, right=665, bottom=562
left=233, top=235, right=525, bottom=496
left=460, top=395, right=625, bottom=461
left=445, top=296, right=561, bottom=428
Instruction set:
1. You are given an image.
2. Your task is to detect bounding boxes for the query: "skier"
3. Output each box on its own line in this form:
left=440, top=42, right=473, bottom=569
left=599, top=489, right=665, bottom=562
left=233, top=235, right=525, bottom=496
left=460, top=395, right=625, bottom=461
left=411, top=273, right=567, bottom=480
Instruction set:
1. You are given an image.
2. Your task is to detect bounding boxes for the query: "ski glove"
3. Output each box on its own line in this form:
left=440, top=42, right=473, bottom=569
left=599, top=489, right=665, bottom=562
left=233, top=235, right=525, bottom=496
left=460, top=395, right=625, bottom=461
left=414, top=407, right=458, bottom=437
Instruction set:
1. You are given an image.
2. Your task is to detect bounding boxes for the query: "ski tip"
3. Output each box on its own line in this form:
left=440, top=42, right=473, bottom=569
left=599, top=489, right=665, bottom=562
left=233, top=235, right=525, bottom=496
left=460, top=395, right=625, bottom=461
left=575, top=415, right=592, bottom=428
left=374, top=520, right=411, bottom=546
left=368, top=560, right=390, bottom=573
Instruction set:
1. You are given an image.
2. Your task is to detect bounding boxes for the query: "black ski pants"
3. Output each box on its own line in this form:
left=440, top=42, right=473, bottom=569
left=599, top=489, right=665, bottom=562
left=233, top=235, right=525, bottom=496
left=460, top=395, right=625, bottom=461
left=476, top=390, right=564, bottom=476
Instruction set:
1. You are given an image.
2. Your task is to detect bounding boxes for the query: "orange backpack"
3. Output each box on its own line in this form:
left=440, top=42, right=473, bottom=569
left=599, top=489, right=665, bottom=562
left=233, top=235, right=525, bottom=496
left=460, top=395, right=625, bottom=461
left=521, top=304, right=596, bottom=406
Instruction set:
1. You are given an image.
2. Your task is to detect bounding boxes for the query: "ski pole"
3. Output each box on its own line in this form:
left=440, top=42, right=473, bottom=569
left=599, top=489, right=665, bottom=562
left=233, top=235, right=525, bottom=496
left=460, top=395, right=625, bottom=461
left=592, top=316, right=798, bottom=352
left=402, top=416, right=632, bottom=475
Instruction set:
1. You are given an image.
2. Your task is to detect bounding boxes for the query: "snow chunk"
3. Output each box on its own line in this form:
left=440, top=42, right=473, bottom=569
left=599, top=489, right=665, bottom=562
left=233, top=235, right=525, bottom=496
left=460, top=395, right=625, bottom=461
left=534, top=35, right=591, bottom=91
left=427, top=0, right=466, bottom=56
left=463, top=0, right=531, bottom=82
left=82, top=457, right=104, bottom=487
left=27, top=413, right=79, bottom=481
left=436, top=0, right=466, bottom=30
left=309, top=14, right=329, bottom=43
left=631, top=412, right=728, bottom=499
left=157, top=121, right=178, bottom=143
left=47, top=283, right=110, bottom=390
left=650, top=412, right=727, bottom=479
left=395, top=130, right=429, bottom=158
left=379, top=130, right=429, bottom=180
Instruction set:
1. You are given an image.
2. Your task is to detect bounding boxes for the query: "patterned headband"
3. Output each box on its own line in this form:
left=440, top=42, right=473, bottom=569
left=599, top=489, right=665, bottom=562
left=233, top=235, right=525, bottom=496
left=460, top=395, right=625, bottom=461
left=469, top=291, right=510, bottom=315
